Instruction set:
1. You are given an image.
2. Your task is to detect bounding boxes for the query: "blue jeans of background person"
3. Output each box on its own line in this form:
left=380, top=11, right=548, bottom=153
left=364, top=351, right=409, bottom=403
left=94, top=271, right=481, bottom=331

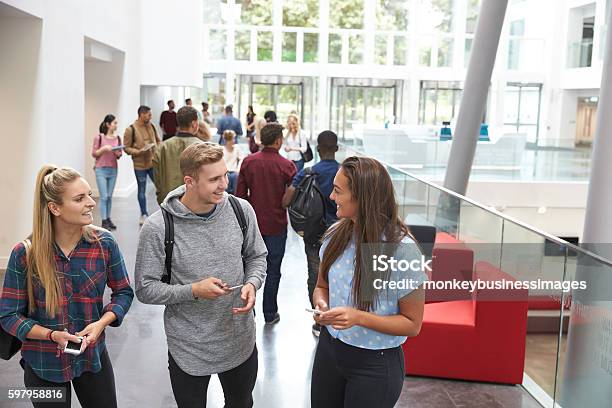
left=262, top=229, right=287, bottom=321
left=95, top=167, right=118, bottom=220
left=134, top=168, right=155, bottom=216
left=293, top=159, right=304, bottom=172
left=227, top=171, right=238, bottom=195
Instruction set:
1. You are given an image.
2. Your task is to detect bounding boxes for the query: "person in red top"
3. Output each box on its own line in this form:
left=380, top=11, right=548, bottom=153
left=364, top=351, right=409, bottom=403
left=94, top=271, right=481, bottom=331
left=237, top=123, right=296, bottom=324
left=159, top=100, right=178, bottom=141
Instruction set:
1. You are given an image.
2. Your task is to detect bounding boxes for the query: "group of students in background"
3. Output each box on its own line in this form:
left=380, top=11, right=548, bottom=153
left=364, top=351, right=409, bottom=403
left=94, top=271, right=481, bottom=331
left=0, top=102, right=425, bottom=408
left=91, top=102, right=311, bottom=230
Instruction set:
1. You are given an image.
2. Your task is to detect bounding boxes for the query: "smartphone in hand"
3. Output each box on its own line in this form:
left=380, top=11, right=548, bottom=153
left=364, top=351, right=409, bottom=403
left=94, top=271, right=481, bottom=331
left=305, top=308, right=322, bottom=316
left=64, top=337, right=84, bottom=356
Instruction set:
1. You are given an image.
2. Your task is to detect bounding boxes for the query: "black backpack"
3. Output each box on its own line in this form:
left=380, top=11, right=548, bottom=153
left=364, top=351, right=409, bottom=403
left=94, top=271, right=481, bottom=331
left=288, top=168, right=327, bottom=244
left=160, top=195, right=247, bottom=284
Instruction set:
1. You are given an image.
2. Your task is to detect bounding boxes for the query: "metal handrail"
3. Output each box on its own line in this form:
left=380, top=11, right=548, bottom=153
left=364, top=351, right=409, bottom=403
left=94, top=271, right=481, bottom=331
left=339, top=142, right=612, bottom=267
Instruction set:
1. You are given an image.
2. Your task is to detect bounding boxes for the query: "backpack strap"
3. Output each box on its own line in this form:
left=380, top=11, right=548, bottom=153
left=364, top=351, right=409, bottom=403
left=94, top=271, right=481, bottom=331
left=161, top=208, right=174, bottom=284
left=160, top=197, right=246, bottom=285
left=130, top=125, right=136, bottom=148
left=228, top=195, right=247, bottom=252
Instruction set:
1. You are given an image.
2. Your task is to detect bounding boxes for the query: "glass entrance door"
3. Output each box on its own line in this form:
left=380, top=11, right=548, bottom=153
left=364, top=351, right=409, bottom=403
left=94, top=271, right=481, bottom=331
left=251, top=83, right=302, bottom=121
left=330, top=78, right=401, bottom=142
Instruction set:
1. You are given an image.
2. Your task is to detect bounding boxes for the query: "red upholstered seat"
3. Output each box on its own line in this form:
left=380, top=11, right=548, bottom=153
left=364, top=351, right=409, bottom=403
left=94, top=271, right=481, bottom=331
left=403, top=261, right=529, bottom=384
left=427, top=232, right=474, bottom=303
left=421, top=300, right=475, bottom=327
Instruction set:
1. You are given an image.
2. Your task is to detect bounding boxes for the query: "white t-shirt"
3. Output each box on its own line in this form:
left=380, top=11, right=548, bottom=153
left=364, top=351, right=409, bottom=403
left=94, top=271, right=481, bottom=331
left=284, top=130, right=307, bottom=161
left=223, top=145, right=243, bottom=172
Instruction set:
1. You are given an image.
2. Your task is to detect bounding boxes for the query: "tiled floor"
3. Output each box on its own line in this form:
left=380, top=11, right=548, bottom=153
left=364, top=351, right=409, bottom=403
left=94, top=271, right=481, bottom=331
left=0, top=183, right=544, bottom=407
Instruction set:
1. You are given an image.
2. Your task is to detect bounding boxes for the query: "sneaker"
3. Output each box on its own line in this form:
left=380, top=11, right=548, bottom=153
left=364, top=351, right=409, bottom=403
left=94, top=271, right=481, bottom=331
left=265, top=313, right=280, bottom=325
left=107, top=219, right=117, bottom=230
left=139, top=214, right=148, bottom=226
left=101, top=219, right=110, bottom=229
left=312, top=323, right=321, bottom=337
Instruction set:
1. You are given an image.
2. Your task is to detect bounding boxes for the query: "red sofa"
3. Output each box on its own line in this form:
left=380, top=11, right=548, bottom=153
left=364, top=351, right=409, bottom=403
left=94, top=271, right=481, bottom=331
left=427, top=232, right=474, bottom=303
left=403, top=261, right=529, bottom=384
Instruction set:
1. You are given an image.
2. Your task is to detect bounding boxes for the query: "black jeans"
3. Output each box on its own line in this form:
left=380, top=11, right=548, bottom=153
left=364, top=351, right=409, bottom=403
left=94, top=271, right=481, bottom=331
left=304, top=241, right=322, bottom=308
left=311, top=328, right=405, bottom=408
left=168, top=345, right=258, bottom=408
left=23, top=348, right=117, bottom=408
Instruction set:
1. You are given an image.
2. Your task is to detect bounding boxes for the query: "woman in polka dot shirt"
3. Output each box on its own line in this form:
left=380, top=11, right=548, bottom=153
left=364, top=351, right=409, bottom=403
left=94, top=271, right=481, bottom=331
left=310, top=156, right=426, bottom=408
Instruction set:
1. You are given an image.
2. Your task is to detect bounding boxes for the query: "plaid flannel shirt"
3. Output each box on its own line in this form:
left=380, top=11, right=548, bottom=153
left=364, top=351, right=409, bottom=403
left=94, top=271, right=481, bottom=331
left=0, top=230, right=133, bottom=383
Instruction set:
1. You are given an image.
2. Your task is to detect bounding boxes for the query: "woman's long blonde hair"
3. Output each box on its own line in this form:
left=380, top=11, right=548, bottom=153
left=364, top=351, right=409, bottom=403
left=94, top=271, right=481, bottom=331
left=286, top=113, right=300, bottom=138
left=28, top=165, right=100, bottom=317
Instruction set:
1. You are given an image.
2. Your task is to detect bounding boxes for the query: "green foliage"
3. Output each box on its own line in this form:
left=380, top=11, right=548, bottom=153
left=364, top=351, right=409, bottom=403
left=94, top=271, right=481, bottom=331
left=330, top=0, right=364, bottom=29
left=239, top=0, right=273, bottom=25
left=283, top=0, right=319, bottom=27
left=376, top=0, right=409, bottom=31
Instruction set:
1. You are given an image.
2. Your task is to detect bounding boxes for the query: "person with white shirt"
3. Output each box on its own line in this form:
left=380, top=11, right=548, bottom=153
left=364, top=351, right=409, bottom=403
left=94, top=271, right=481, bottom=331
left=310, top=156, right=426, bottom=408
left=283, top=114, right=307, bottom=171
left=222, top=130, right=244, bottom=194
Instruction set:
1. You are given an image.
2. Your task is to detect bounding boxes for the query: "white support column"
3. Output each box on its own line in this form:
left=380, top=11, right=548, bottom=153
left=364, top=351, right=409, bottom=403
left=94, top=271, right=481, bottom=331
left=297, top=30, right=304, bottom=63
left=341, top=32, right=349, bottom=64
left=387, top=34, right=394, bottom=66
left=273, top=0, right=283, bottom=63
left=226, top=71, right=235, bottom=106
left=318, top=75, right=329, bottom=133
left=442, top=0, right=509, bottom=195
left=363, top=0, right=376, bottom=65
left=562, top=9, right=612, bottom=407
left=319, top=0, right=330, bottom=64
left=250, top=28, right=257, bottom=63
left=583, top=4, right=612, bottom=251
left=453, top=0, right=468, bottom=70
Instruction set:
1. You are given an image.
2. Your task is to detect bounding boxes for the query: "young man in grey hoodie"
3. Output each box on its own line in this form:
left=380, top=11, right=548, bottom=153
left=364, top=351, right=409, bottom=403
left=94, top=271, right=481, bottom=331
left=134, top=142, right=267, bottom=408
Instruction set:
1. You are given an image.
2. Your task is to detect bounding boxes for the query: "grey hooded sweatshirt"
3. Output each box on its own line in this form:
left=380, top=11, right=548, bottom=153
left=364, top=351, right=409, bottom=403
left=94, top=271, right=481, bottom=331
left=134, top=185, right=267, bottom=376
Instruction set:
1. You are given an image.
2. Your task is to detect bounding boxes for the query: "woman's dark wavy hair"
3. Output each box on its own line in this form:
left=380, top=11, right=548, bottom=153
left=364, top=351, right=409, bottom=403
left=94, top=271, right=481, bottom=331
left=320, top=156, right=415, bottom=311
left=99, top=114, right=116, bottom=134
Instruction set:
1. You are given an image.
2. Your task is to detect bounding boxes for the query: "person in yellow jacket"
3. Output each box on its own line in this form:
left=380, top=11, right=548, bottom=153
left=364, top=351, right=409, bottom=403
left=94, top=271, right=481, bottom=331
left=124, top=105, right=161, bottom=225
left=153, top=106, right=202, bottom=205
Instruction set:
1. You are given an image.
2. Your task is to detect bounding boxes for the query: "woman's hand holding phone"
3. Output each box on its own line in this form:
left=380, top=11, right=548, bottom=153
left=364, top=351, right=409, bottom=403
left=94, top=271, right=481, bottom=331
left=312, top=299, right=329, bottom=325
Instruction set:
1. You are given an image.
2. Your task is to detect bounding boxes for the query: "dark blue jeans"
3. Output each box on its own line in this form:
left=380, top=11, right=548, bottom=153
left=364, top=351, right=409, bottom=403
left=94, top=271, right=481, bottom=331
left=227, top=171, right=237, bottom=195
left=293, top=159, right=305, bottom=172
left=262, top=230, right=287, bottom=321
left=134, top=168, right=155, bottom=216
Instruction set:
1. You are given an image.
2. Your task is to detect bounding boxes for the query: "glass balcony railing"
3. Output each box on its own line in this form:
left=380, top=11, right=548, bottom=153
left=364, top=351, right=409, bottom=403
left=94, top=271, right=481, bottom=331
left=567, top=39, right=594, bottom=68
left=326, top=142, right=612, bottom=407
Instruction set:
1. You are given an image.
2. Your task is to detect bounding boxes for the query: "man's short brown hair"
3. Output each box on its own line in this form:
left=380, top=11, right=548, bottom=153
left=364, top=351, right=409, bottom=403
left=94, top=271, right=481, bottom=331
left=223, top=129, right=236, bottom=142
left=177, top=106, right=199, bottom=129
left=260, top=123, right=284, bottom=146
left=180, top=142, right=223, bottom=179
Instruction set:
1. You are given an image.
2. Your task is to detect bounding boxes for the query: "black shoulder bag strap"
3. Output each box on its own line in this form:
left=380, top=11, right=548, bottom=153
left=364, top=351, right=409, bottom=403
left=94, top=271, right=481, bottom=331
left=130, top=124, right=136, bottom=148
left=161, top=208, right=174, bottom=284
left=160, top=196, right=247, bottom=284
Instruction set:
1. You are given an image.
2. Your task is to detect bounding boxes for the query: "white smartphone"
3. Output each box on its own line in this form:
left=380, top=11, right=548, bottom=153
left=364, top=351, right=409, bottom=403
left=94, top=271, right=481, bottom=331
left=228, top=284, right=244, bottom=291
left=63, top=337, right=84, bottom=356
left=305, top=308, right=322, bottom=315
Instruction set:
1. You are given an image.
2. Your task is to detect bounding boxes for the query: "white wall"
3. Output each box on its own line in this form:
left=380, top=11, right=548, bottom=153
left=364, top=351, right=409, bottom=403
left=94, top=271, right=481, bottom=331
left=0, top=0, right=203, bottom=267
left=0, top=9, right=44, bottom=259
left=85, top=49, right=137, bottom=197
left=140, top=0, right=203, bottom=87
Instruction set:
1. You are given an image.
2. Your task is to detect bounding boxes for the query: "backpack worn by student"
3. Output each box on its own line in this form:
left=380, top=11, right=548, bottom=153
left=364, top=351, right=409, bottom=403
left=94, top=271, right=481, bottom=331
left=288, top=168, right=327, bottom=244
left=160, top=195, right=247, bottom=283
left=0, top=239, right=31, bottom=360
left=128, top=124, right=158, bottom=148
